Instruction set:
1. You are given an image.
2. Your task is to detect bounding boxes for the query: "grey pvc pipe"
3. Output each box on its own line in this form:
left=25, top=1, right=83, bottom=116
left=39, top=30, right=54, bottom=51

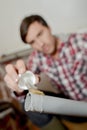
left=25, top=93, right=87, bottom=117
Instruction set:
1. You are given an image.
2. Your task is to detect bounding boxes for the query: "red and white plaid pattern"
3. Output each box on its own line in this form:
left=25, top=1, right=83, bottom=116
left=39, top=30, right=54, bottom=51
left=27, top=33, right=87, bottom=101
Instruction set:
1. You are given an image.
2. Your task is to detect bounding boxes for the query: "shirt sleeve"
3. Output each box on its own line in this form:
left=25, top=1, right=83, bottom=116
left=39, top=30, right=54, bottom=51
left=70, top=33, right=87, bottom=74
left=66, top=33, right=87, bottom=100
left=26, top=50, right=41, bottom=74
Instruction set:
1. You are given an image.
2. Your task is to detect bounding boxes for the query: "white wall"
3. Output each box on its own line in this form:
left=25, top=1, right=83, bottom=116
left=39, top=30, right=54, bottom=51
left=0, top=0, right=87, bottom=56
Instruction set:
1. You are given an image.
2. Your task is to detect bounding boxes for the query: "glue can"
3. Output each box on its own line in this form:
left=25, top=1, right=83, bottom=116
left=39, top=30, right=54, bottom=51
left=18, top=71, right=36, bottom=90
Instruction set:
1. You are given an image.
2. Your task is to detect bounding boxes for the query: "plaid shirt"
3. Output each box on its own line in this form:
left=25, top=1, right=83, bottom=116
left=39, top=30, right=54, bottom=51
left=27, top=33, right=87, bottom=101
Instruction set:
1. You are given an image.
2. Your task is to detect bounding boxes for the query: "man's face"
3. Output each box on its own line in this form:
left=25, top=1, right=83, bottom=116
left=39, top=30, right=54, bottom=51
left=25, top=21, right=56, bottom=55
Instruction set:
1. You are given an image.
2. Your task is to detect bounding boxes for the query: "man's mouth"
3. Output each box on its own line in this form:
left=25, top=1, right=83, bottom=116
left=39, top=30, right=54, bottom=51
left=43, top=45, right=49, bottom=52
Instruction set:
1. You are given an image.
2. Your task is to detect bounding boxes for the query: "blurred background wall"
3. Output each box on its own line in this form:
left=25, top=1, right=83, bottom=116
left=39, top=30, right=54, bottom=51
left=0, top=0, right=87, bottom=56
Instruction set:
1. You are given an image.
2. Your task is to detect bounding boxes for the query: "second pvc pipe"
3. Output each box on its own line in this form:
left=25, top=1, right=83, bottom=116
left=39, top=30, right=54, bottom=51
left=24, top=93, right=87, bottom=117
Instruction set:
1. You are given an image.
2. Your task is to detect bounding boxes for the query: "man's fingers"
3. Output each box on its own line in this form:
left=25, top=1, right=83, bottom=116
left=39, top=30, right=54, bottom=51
left=15, top=59, right=26, bottom=74
left=5, top=64, right=19, bottom=82
left=4, top=60, right=26, bottom=93
left=4, top=74, right=23, bottom=93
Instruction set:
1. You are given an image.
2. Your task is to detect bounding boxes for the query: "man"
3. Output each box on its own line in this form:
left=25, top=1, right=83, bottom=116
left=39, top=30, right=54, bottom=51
left=4, top=15, right=87, bottom=130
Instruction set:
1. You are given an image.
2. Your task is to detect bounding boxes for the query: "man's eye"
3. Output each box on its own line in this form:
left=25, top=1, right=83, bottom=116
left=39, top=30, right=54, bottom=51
left=38, top=31, right=43, bottom=37
left=30, top=40, right=34, bottom=45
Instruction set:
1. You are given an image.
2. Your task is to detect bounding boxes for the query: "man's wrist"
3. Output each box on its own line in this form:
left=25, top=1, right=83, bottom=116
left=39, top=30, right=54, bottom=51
left=13, top=90, right=28, bottom=97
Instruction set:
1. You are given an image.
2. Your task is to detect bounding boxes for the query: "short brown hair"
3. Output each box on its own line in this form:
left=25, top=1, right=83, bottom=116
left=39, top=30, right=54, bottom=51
left=20, top=15, right=49, bottom=43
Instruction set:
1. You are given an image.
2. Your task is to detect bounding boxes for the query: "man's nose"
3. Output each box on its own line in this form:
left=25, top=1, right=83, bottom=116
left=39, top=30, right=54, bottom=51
left=36, top=39, right=44, bottom=47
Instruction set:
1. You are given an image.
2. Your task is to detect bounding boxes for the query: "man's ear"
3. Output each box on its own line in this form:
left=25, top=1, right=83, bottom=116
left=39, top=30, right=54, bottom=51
left=48, top=26, right=51, bottom=31
left=48, top=26, right=52, bottom=33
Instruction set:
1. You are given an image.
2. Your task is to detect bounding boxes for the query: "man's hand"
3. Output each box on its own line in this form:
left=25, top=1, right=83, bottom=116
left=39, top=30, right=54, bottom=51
left=4, top=59, right=26, bottom=93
